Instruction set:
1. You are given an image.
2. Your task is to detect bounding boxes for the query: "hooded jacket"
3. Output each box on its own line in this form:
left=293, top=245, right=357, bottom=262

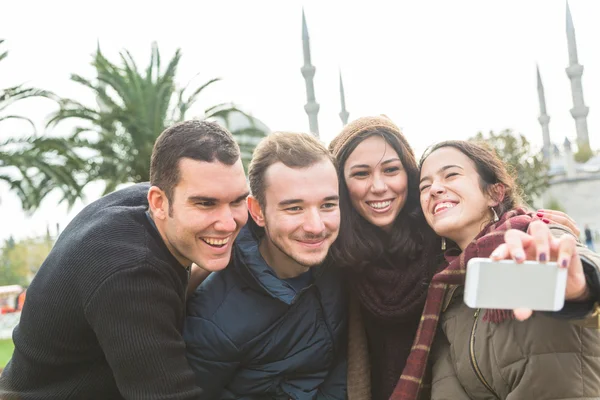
left=184, top=226, right=347, bottom=400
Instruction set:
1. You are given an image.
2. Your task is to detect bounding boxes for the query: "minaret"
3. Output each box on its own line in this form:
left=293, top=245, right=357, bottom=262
left=301, top=9, right=320, bottom=137
left=339, top=71, right=349, bottom=126
left=536, top=65, right=551, bottom=161
left=563, top=137, right=576, bottom=178
left=565, top=1, right=590, bottom=149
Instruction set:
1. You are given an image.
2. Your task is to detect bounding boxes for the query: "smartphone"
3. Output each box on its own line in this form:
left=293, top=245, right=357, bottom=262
left=463, top=257, right=568, bottom=311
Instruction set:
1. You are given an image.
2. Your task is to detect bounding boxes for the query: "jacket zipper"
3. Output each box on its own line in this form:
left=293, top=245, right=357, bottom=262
left=470, top=309, right=500, bottom=399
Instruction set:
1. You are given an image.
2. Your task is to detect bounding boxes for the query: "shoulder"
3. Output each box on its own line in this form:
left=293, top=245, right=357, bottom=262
left=186, top=267, right=288, bottom=348
left=53, top=184, right=151, bottom=264
left=38, top=184, right=171, bottom=295
left=83, top=262, right=185, bottom=314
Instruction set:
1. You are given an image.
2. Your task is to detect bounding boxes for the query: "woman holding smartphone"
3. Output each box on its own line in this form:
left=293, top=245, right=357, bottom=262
left=392, top=140, right=600, bottom=400
left=329, top=116, right=582, bottom=400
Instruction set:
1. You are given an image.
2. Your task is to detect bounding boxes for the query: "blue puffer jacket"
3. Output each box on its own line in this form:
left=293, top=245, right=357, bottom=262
left=184, top=226, right=348, bottom=400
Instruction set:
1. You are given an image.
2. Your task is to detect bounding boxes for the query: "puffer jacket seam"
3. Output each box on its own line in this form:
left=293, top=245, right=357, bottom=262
left=190, top=282, right=240, bottom=320
left=187, top=315, right=241, bottom=353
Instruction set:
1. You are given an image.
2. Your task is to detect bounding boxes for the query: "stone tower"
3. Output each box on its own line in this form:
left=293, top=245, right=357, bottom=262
left=565, top=1, right=590, bottom=149
left=536, top=65, right=551, bottom=161
left=301, top=9, right=320, bottom=137
left=339, top=71, right=349, bottom=126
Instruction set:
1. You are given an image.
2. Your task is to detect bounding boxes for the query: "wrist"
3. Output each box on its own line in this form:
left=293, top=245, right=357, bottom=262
left=570, top=284, right=592, bottom=302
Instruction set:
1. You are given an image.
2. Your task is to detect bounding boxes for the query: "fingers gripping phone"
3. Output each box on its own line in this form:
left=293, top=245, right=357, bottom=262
left=464, top=258, right=568, bottom=311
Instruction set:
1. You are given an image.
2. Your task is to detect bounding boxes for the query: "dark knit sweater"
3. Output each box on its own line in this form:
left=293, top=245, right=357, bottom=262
left=0, top=183, right=201, bottom=400
left=363, top=309, right=421, bottom=400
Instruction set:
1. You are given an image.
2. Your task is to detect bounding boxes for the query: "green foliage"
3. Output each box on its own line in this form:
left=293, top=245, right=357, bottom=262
left=544, top=198, right=566, bottom=213
left=0, top=39, right=83, bottom=212
left=470, top=130, right=549, bottom=206
left=49, top=42, right=267, bottom=193
left=236, top=127, right=267, bottom=173
left=0, top=339, right=15, bottom=369
left=574, top=143, right=594, bottom=163
left=211, top=110, right=269, bottom=173
left=0, top=235, right=55, bottom=286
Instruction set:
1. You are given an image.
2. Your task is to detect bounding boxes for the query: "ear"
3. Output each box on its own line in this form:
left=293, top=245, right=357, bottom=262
left=487, top=183, right=506, bottom=207
left=148, top=185, right=168, bottom=220
left=247, top=195, right=266, bottom=227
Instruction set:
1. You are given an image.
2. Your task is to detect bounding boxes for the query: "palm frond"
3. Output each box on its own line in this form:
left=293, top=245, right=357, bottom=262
left=0, top=115, right=36, bottom=132
left=40, top=41, right=264, bottom=203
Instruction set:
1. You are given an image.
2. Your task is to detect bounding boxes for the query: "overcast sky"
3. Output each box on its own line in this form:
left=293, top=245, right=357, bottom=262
left=1, top=0, right=599, bottom=242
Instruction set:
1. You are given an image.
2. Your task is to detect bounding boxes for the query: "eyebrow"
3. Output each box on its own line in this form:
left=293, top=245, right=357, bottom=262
left=188, top=192, right=250, bottom=204
left=350, top=157, right=401, bottom=170
left=278, top=195, right=340, bottom=207
left=419, top=165, right=464, bottom=184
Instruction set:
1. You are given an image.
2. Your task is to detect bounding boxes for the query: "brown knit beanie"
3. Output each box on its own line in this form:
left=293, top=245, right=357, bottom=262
left=329, top=115, right=407, bottom=159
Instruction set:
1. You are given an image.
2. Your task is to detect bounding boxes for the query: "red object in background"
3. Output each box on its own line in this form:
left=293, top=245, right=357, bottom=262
left=17, top=290, right=26, bottom=310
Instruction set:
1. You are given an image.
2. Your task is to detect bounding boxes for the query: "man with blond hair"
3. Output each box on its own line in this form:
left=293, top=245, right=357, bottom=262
left=185, top=132, right=347, bottom=399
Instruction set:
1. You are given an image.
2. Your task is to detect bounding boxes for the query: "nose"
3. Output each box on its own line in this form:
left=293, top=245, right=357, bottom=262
left=303, top=208, right=325, bottom=235
left=429, top=180, right=445, bottom=196
left=370, top=173, right=387, bottom=194
left=213, top=206, right=237, bottom=233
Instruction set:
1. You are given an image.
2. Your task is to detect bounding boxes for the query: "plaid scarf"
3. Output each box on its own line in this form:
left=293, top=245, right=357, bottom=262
left=390, top=208, right=534, bottom=400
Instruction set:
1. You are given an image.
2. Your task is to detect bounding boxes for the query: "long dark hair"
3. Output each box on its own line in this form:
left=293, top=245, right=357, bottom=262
left=330, top=127, right=439, bottom=271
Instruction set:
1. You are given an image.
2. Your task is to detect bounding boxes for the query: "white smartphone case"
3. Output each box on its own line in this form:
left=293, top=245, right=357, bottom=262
left=464, top=257, right=568, bottom=311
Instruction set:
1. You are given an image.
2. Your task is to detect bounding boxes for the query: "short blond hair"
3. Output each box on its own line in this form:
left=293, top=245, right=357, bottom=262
left=248, top=132, right=336, bottom=207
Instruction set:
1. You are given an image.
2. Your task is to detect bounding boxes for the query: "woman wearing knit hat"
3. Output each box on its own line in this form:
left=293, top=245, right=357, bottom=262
left=328, top=116, right=583, bottom=400
left=329, top=115, right=440, bottom=400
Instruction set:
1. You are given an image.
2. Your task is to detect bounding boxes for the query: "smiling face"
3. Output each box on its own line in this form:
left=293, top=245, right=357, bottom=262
left=249, top=158, right=340, bottom=278
left=419, top=147, right=497, bottom=250
left=150, top=157, right=249, bottom=271
left=343, top=135, right=408, bottom=232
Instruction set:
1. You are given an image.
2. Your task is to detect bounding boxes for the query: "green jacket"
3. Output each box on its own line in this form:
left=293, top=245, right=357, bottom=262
left=431, top=226, right=600, bottom=400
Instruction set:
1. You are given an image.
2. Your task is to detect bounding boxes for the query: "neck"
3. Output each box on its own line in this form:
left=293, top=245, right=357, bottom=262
left=457, top=238, right=471, bottom=252
left=454, top=217, right=495, bottom=251
left=259, top=238, right=310, bottom=279
left=150, top=214, right=191, bottom=268
left=452, top=226, right=483, bottom=252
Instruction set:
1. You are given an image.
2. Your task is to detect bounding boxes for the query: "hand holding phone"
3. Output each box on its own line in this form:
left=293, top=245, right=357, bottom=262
left=487, top=220, right=589, bottom=320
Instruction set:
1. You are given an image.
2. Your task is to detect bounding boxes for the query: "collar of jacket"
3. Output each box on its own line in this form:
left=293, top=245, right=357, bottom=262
left=233, top=225, right=326, bottom=305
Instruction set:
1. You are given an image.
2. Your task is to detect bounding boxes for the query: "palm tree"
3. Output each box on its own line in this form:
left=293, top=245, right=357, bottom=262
left=209, top=108, right=270, bottom=172
left=49, top=42, right=268, bottom=194
left=0, top=39, right=84, bottom=211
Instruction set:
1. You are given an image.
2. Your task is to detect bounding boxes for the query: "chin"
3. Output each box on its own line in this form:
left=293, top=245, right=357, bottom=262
left=202, top=262, right=230, bottom=272
left=296, top=254, right=327, bottom=268
left=371, top=217, right=395, bottom=230
left=431, top=222, right=454, bottom=239
left=200, top=254, right=233, bottom=272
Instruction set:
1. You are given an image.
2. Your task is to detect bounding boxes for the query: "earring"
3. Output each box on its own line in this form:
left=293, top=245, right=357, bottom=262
left=491, top=207, right=499, bottom=222
left=441, top=237, right=446, bottom=251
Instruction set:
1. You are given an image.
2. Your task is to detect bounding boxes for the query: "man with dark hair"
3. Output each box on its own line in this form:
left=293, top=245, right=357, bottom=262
left=185, top=131, right=347, bottom=399
left=0, top=120, right=250, bottom=399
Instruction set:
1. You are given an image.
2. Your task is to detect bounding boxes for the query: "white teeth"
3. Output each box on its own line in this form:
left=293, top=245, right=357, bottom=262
left=368, top=200, right=392, bottom=209
left=202, top=237, right=229, bottom=246
left=434, top=202, right=456, bottom=214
